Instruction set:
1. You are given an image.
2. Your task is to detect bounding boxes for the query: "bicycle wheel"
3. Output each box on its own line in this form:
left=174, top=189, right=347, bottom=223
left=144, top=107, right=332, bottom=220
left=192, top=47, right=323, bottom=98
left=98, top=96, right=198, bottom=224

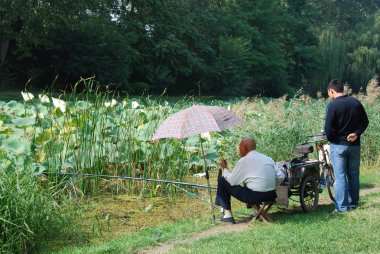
left=300, top=175, right=319, bottom=212
left=325, top=165, right=335, bottom=202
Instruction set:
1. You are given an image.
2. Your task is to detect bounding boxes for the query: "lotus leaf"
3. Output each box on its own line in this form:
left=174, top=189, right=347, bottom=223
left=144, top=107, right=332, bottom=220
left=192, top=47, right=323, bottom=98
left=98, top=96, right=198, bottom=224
left=35, top=130, right=52, bottom=145
left=6, top=100, right=22, bottom=109
left=76, top=101, right=93, bottom=110
left=159, top=144, right=174, bottom=160
left=35, top=105, right=49, bottom=115
left=204, top=151, right=219, bottom=164
left=30, top=163, right=46, bottom=174
left=185, top=136, right=200, bottom=147
left=0, top=115, right=12, bottom=123
left=12, top=116, right=36, bottom=128
left=7, top=126, right=23, bottom=136
left=2, top=137, right=27, bottom=154
left=0, top=134, right=6, bottom=141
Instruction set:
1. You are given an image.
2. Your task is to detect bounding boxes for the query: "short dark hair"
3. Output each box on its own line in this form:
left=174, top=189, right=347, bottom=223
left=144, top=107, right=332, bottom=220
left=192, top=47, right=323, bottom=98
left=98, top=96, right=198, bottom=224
left=327, top=79, right=344, bottom=93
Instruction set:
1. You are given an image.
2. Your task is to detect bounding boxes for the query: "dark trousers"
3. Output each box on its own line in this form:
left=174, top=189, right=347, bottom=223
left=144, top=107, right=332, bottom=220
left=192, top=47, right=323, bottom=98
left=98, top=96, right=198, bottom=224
left=215, top=177, right=277, bottom=210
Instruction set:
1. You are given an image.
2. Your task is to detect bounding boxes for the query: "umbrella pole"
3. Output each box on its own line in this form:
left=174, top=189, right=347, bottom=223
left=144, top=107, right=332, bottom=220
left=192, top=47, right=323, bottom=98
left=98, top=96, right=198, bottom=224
left=199, top=135, right=216, bottom=223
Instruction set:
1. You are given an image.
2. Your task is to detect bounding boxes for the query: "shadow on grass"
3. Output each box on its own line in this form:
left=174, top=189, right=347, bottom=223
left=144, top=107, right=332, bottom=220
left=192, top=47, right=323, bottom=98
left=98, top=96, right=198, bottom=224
left=360, top=182, right=376, bottom=189
left=234, top=200, right=378, bottom=225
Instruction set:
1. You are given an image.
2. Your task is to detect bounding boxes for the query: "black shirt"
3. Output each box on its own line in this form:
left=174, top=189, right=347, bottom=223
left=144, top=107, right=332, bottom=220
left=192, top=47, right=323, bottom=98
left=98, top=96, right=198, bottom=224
left=324, top=95, right=369, bottom=146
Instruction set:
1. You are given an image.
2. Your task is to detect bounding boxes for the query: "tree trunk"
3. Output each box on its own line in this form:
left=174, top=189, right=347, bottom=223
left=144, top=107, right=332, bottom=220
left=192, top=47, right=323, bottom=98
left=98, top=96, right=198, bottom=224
left=0, top=33, right=10, bottom=67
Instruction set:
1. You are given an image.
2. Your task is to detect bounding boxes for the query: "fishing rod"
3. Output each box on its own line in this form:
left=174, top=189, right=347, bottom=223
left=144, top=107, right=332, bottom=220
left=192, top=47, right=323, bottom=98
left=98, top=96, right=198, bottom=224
left=173, top=184, right=219, bottom=209
left=44, top=171, right=217, bottom=189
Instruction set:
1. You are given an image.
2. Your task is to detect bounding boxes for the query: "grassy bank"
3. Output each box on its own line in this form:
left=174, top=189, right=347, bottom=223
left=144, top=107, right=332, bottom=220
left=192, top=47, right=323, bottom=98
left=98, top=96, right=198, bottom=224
left=47, top=170, right=380, bottom=254
left=1, top=83, right=380, bottom=252
left=170, top=192, right=380, bottom=254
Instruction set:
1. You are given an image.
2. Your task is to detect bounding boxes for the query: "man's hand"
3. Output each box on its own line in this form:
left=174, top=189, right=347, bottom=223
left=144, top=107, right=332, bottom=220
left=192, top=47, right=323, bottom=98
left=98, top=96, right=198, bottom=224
left=347, top=133, right=358, bottom=143
left=221, top=159, right=228, bottom=169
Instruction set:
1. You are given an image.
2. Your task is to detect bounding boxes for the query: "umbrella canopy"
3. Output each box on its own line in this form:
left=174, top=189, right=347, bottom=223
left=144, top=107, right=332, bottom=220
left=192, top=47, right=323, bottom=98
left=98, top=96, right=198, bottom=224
left=152, top=105, right=244, bottom=140
left=151, top=105, right=244, bottom=223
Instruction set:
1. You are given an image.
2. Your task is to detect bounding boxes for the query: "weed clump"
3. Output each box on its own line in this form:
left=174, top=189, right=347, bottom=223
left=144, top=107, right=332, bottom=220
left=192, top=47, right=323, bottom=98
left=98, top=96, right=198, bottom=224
left=0, top=171, right=76, bottom=253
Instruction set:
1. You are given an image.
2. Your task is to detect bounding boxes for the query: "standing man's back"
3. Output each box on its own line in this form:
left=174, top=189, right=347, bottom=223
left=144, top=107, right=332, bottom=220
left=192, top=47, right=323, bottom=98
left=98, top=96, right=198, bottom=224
left=324, top=79, right=369, bottom=212
left=324, top=94, right=368, bottom=146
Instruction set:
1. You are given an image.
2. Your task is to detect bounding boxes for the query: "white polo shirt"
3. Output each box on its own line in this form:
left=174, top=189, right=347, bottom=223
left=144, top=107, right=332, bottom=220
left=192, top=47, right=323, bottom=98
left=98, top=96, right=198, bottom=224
left=224, top=150, right=283, bottom=192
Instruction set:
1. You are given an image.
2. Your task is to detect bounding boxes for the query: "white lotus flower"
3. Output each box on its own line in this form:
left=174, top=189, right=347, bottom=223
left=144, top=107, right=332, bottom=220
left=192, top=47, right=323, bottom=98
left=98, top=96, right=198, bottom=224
left=38, top=94, right=50, bottom=103
left=131, top=101, right=139, bottom=109
left=193, top=172, right=206, bottom=178
left=122, top=100, right=128, bottom=107
left=21, top=92, right=34, bottom=101
left=52, top=97, right=67, bottom=113
left=31, top=110, right=42, bottom=119
left=184, top=146, right=198, bottom=152
left=105, top=99, right=118, bottom=108
left=201, top=132, right=211, bottom=141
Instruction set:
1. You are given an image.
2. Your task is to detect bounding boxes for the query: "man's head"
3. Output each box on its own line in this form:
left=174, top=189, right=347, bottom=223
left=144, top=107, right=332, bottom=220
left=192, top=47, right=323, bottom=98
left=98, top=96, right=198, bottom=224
left=327, top=79, right=344, bottom=100
left=239, top=137, right=256, bottom=157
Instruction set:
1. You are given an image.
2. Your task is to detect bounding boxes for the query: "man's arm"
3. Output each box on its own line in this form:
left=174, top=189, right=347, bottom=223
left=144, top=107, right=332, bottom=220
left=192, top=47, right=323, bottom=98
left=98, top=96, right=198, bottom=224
left=324, top=104, right=336, bottom=142
left=355, top=103, right=369, bottom=136
left=223, top=159, right=246, bottom=186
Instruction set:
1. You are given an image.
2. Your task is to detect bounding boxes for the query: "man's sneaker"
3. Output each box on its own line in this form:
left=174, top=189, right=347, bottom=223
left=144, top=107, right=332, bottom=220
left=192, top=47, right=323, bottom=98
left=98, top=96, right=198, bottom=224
left=220, top=216, right=236, bottom=224
left=349, top=205, right=358, bottom=210
left=331, top=209, right=345, bottom=214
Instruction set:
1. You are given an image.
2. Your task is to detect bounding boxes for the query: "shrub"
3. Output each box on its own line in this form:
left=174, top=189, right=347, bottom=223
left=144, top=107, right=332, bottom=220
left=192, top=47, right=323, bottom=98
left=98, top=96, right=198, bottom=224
left=0, top=171, right=71, bottom=253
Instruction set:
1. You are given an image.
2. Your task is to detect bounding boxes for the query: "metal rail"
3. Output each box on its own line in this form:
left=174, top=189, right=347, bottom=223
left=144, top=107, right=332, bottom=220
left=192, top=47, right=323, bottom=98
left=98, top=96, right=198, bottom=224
left=44, top=171, right=217, bottom=189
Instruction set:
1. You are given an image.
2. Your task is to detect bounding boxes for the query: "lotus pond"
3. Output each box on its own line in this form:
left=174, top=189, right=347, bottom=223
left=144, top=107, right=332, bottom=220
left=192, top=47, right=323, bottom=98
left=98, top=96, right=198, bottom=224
left=0, top=84, right=237, bottom=196
left=1, top=81, right=380, bottom=196
left=1, top=80, right=380, bottom=253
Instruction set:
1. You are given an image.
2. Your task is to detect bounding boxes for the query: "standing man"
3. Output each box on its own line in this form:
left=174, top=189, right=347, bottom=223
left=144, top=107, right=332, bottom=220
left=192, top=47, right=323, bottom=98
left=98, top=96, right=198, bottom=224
left=215, top=137, right=284, bottom=223
left=324, top=79, right=369, bottom=212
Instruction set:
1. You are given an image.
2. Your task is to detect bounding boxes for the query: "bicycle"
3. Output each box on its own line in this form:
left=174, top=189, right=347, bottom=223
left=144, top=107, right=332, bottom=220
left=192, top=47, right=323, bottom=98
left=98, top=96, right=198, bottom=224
left=277, top=133, right=335, bottom=212
left=307, top=134, right=335, bottom=202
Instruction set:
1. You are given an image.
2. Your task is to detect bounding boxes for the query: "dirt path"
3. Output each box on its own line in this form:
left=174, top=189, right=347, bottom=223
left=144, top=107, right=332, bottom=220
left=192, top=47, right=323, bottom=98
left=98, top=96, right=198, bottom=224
left=137, top=221, right=250, bottom=254
left=359, top=186, right=380, bottom=196
left=137, top=186, right=380, bottom=254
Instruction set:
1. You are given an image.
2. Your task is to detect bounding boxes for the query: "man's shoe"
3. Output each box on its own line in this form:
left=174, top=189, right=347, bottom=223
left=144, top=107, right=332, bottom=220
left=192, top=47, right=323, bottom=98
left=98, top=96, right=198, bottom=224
left=349, top=205, right=358, bottom=210
left=220, top=216, right=236, bottom=224
left=331, top=209, right=346, bottom=214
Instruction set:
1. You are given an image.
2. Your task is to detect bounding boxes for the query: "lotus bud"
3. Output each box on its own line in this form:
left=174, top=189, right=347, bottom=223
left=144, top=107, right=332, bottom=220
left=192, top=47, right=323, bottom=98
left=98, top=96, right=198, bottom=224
left=105, top=99, right=118, bottom=108
left=201, top=132, right=211, bottom=141
left=132, top=101, right=139, bottom=109
left=38, top=94, right=50, bottom=103
left=52, top=97, right=67, bottom=113
left=21, top=92, right=34, bottom=101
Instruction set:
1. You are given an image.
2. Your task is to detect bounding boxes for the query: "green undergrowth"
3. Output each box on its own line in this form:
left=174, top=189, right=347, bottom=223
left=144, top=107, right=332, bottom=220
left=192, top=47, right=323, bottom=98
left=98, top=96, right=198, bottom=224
left=48, top=171, right=380, bottom=254
left=48, top=217, right=213, bottom=254
left=170, top=192, right=380, bottom=254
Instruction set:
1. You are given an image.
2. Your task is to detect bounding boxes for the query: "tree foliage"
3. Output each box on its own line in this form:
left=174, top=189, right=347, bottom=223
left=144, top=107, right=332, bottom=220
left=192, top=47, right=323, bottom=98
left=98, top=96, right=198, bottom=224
left=0, top=0, right=379, bottom=96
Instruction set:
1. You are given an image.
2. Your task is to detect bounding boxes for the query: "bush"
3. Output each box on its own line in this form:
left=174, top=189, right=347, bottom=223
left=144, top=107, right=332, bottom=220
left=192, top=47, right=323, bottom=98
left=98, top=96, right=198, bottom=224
left=0, top=171, right=71, bottom=253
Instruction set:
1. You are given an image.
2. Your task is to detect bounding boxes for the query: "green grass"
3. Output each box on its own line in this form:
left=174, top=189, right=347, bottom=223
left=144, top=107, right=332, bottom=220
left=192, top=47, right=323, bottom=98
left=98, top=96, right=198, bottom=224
left=0, top=171, right=76, bottom=253
left=170, top=192, right=380, bottom=254
left=47, top=217, right=213, bottom=254
left=47, top=171, right=380, bottom=254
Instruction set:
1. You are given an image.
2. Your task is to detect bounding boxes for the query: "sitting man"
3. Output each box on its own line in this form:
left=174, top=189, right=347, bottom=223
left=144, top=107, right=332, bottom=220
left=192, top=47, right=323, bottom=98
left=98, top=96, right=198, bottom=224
left=215, top=137, right=284, bottom=223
